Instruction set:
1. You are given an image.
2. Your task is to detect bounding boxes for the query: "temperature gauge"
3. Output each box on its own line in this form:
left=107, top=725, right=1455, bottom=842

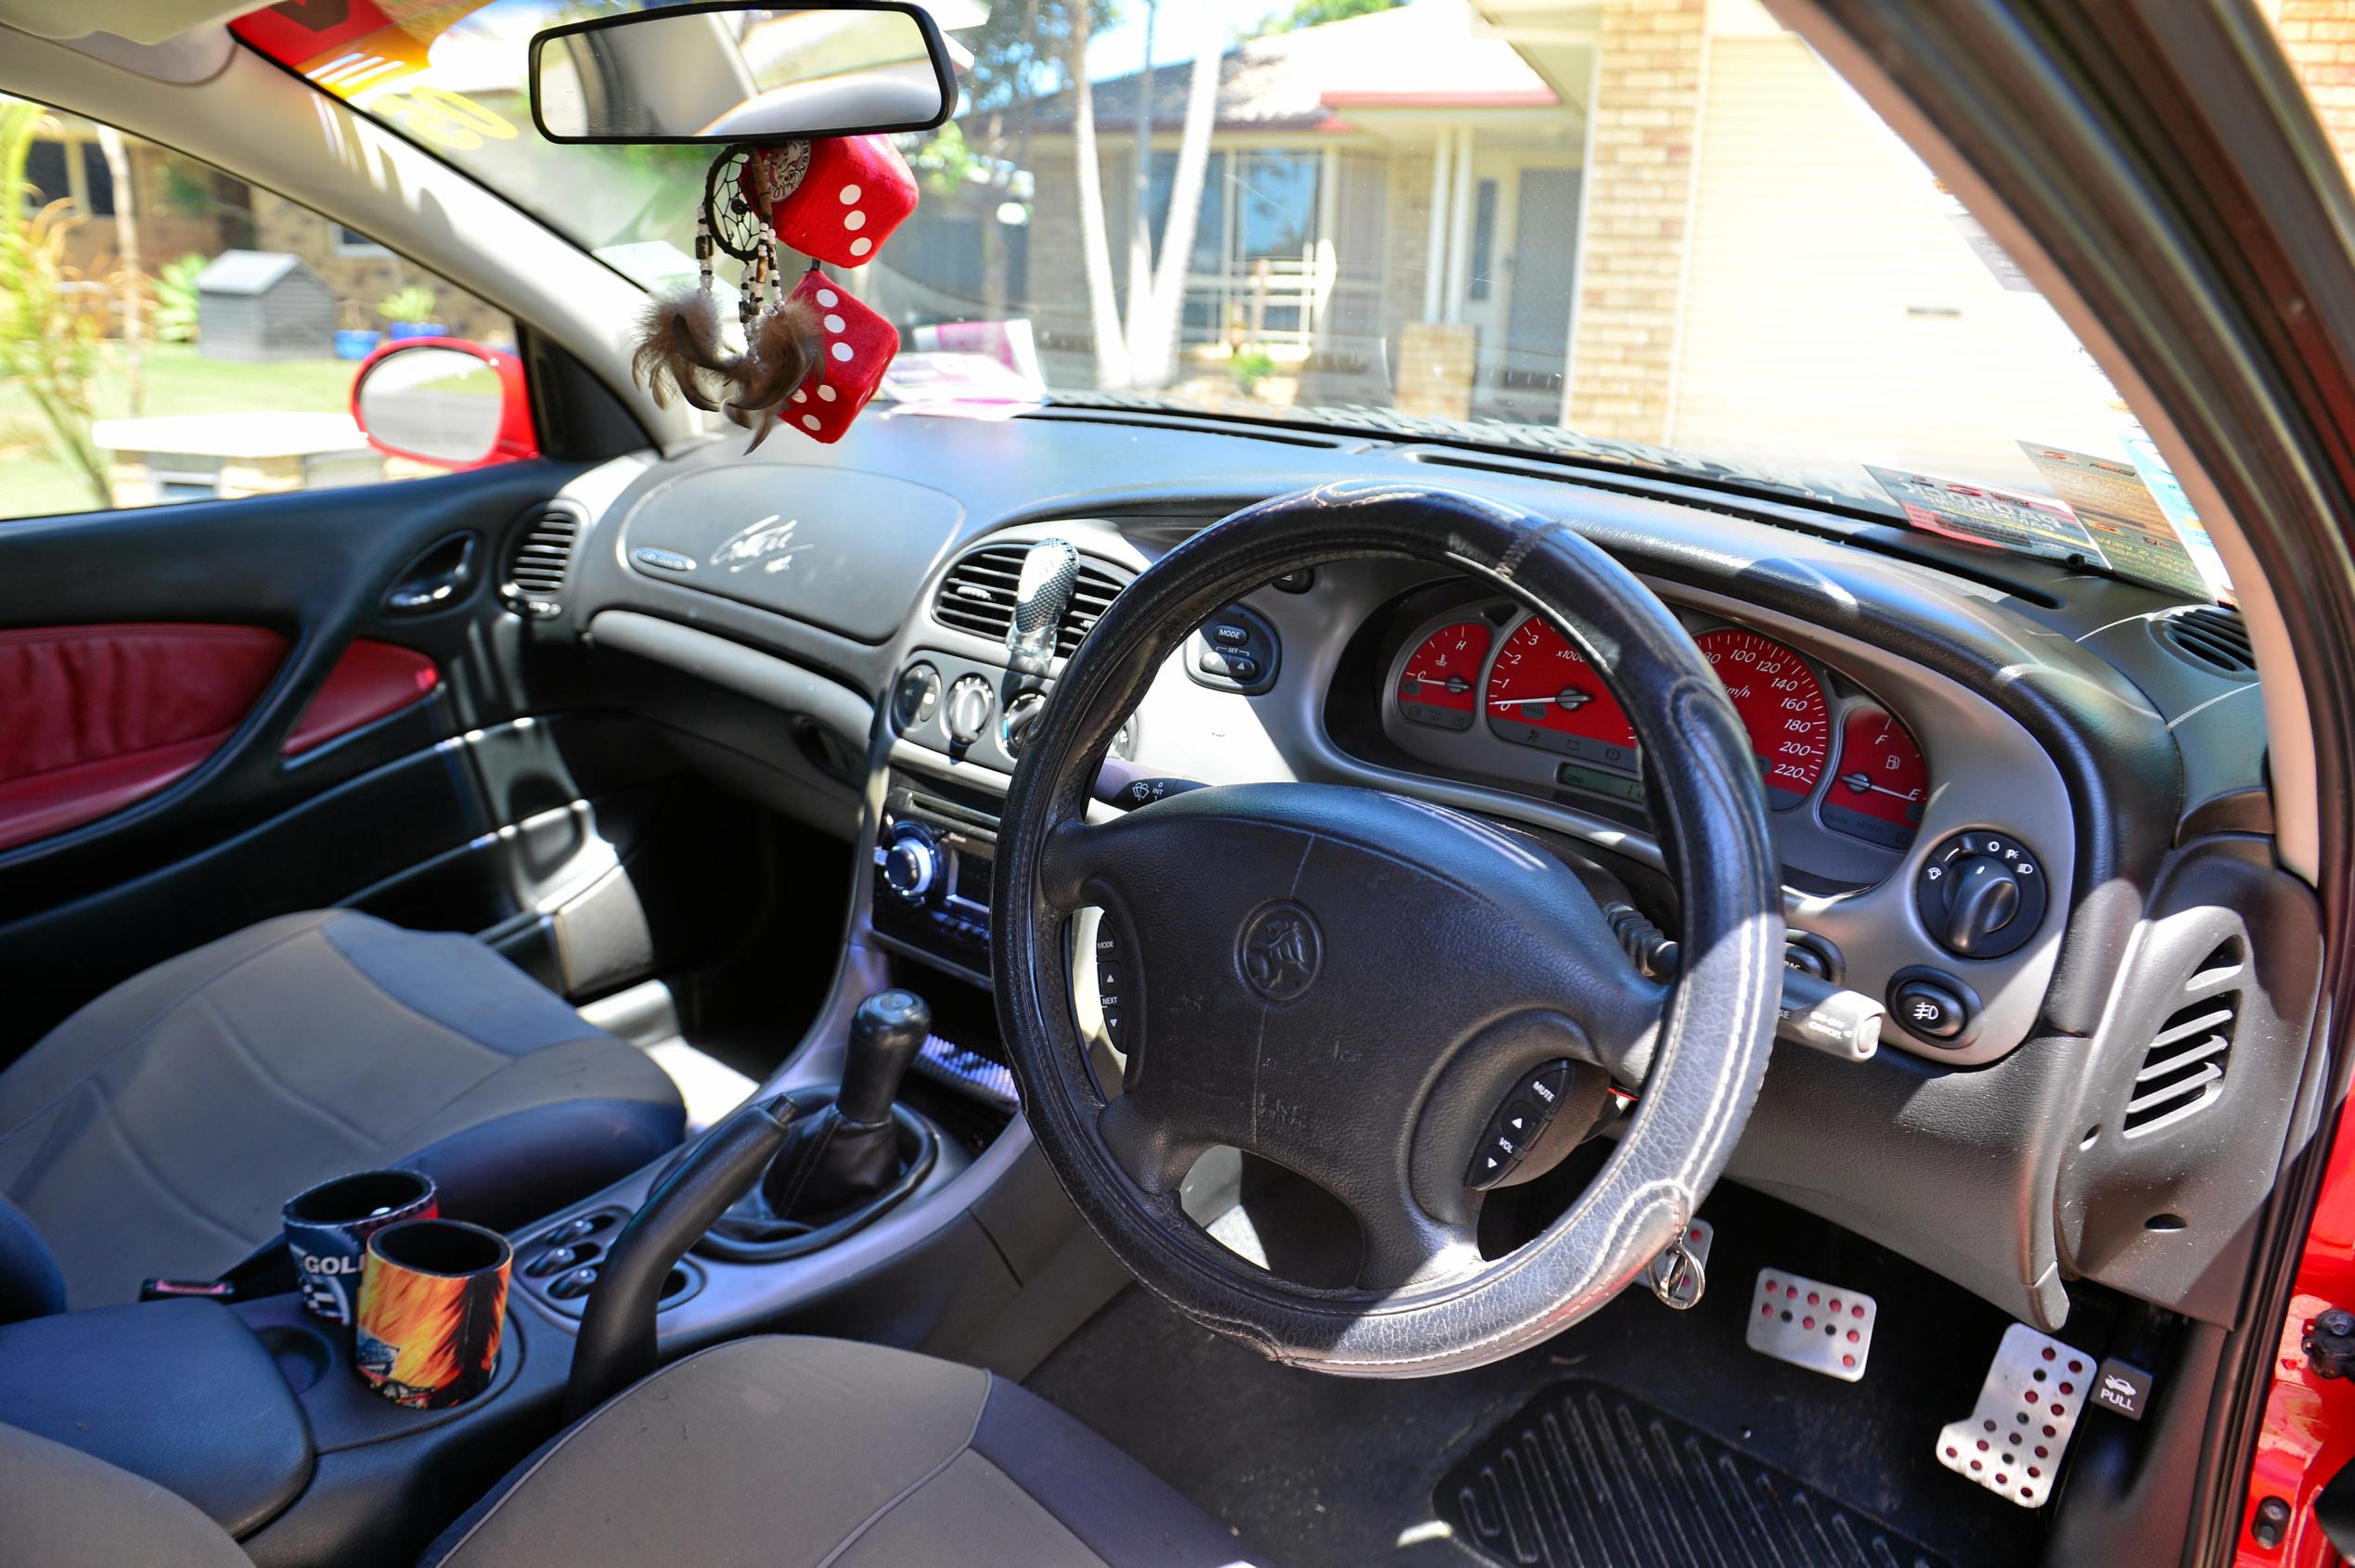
left=1823, top=705, right=1928, bottom=850
left=1396, top=620, right=1492, bottom=731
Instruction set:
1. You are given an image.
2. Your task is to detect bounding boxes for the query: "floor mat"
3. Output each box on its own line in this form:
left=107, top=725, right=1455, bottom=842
left=1437, top=1378, right=1944, bottom=1568
left=1025, top=1175, right=2061, bottom=1568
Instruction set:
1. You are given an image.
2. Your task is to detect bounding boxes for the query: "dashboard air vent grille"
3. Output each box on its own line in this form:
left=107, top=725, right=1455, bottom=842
left=933, top=543, right=1131, bottom=657
left=2123, top=995, right=2235, bottom=1134
left=504, top=506, right=583, bottom=616
left=2156, top=606, right=2255, bottom=678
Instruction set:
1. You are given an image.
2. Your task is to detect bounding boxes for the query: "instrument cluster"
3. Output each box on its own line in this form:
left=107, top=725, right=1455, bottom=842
left=1383, top=601, right=1931, bottom=890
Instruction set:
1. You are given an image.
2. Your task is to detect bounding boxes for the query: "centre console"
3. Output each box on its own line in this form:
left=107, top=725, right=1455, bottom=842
left=872, top=768, right=1003, bottom=980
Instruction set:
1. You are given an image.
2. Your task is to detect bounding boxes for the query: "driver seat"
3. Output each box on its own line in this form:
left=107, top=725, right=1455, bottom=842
left=0, top=1335, right=1259, bottom=1567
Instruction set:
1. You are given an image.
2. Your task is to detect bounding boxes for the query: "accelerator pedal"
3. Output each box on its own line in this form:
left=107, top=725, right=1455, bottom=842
left=1935, top=1322, right=2091, bottom=1510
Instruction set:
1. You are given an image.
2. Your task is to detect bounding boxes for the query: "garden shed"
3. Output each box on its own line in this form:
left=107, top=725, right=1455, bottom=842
left=195, top=251, right=337, bottom=361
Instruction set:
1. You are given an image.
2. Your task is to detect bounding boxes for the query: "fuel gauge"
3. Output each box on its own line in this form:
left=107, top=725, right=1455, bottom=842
left=1396, top=620, right=1492, bottom=731
left=1823, top=705, right=1928, bottom=850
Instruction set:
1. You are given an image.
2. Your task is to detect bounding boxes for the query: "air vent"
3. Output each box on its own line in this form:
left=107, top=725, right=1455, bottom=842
left=932, top=543, right=1131, bottom=658
left=503, top=505, right=583, bottom=617
left=2123, top=994, right=2236, bottom=1134
left=2156, top=605, right=2256, bottom=678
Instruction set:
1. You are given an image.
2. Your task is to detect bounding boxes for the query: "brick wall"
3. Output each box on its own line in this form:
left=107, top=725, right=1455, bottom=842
left=2275, top=2, right=2355, bottom=173
left=1563, top=0, right=1709, bottom=443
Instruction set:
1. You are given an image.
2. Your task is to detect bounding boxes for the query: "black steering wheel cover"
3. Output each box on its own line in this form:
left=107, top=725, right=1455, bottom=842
left=994, top=481, right=1781, bottom=1376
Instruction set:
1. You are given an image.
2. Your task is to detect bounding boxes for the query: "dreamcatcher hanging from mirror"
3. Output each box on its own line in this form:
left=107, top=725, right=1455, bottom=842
left=631, top=134, right=916, bottom=448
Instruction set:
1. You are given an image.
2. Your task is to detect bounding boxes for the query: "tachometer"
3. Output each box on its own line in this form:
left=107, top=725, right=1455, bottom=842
left=1823, top=704, right=1929, bottom=849
left=1693, top=627, right=1831, bottom=808
left=1396, top=620, right=1492, bottom=731
left=1485, top=618, right=1641, bottom=790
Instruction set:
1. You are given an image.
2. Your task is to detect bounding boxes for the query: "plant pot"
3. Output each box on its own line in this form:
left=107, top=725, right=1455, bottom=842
left=335, top=329, right=384, bottom=360
left=387, top=322, right=447, bottom=341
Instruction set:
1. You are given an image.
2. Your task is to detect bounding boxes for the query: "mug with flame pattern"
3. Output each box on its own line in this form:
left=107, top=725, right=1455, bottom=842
left=354, top=1219, right=510, bottom=1408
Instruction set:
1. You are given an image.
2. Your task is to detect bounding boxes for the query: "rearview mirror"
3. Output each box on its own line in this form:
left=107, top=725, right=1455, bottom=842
left=529, top=2, right=958, bottom=145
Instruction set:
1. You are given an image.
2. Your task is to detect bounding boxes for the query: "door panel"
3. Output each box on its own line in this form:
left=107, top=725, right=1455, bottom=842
left=284, top=640, right=442, bottom=756
left=0, top=623, right=290, bottom=851
left=0, top=459, right=709, bottom=1059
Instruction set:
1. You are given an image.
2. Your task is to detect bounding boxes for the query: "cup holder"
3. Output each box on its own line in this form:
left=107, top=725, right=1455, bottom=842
left=256, top=1322, right=333, bottom=1395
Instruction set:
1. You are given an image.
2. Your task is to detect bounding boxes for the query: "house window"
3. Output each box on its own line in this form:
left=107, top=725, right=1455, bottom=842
left=22, top=137, right=112, bottom=216
left=334, top=225, right=390, bottom=257
left=1469, top=179, right=1499, bottom=302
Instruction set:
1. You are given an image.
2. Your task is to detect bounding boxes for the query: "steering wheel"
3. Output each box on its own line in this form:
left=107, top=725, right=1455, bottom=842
left=993, top=482, right=1782, bottom=1376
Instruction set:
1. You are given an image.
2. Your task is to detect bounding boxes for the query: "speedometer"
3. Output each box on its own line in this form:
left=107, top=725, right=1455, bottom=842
left=1693, top=627, right=1831, bottom=807
left=1485, top=618, right=1641, bottom=786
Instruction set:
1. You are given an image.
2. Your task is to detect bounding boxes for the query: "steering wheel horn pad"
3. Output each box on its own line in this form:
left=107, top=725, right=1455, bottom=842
left=995, top=482, right=1781, bottom=1377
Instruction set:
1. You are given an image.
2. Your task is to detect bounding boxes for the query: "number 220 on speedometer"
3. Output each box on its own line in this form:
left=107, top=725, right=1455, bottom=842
left=1693, top=628, right=1831, bottom=807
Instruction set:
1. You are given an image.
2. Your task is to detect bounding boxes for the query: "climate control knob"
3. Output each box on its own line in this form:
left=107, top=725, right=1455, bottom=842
left=881, top=824, right=941, bottom=904
left=945, top=675, right=995, bottom=745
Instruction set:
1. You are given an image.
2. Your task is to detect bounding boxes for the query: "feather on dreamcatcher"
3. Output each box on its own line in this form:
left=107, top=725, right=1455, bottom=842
left=631, top=137, right=911, bottom=450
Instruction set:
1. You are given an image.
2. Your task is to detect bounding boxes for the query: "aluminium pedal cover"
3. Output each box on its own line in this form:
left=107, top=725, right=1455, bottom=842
left=1936, top=1322, right=2091, bottom=1509
left=1745, top=1267, right=1875, bottom=1381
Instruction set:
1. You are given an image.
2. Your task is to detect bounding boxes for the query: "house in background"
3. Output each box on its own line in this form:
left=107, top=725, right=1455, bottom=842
left=1010, top=0, right=1584, bottom=421
left=900, top=0, right=2246, bottom=492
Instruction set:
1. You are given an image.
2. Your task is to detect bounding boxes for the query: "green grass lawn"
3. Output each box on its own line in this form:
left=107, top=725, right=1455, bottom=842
left=0, top=341, right=360, bottom=520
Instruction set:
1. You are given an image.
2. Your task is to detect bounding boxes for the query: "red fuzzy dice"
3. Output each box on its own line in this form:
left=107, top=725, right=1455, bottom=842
left=783, top=271, right=898, bottom=443
left=754, top=135, right=918, bottom=269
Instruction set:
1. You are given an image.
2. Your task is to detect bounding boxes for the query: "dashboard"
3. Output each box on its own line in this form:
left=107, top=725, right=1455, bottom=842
left=544, top=406, right=2284, bottom=1330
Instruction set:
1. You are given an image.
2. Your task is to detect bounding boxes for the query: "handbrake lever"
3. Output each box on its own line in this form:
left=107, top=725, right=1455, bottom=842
left=563, top=1096, right=798, bottom=1420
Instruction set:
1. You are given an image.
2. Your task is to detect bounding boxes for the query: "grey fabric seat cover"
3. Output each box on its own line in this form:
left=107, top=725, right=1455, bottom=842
left=429, top=1336, right=1257, bottom=1567
left=0, top=910, right=683, bottom=1308
left=0, top=1337, right=1258, bottom=1567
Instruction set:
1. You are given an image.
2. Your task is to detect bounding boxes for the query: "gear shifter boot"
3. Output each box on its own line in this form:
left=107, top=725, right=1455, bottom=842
left=762, top=990, right=930, bottom=1223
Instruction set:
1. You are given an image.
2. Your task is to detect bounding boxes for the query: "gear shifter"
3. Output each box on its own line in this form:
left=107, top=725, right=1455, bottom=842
left=762, top=990, right=931, bottom=1222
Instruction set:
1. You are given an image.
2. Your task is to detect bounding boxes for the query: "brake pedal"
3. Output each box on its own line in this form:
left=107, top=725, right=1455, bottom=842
left=1935, top=1322, right=2090, bottom=1509
left=1746, top=1268, right=1875, bottom=1381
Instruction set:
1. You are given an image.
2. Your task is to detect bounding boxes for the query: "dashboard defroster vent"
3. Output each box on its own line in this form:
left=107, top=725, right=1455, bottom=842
left=503, top=503, right=585, bottom=618
left=933, top=543, right=1131, bottom=657
left=2156, top=605, right=2255, bottom=678
left=2123, top=993, right=2236, bottom=1134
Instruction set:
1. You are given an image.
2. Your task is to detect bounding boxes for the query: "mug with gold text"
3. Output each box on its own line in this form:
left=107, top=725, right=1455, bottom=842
left=354, top=1219, right=510, bottom=1408
left=282, top=1169, right=437, bottom=1324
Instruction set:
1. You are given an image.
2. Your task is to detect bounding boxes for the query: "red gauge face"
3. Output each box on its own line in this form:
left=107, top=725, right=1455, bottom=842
left=1692, top=627, right=1832, bottom=807
left=1396, top=620, right=1492, bottom=732
left=1485, top=618, right=1641, bottom=786
left=1823, top=705, right=1929, bottom=849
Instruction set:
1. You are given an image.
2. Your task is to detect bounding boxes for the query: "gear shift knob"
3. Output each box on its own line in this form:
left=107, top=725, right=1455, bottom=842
left=839, top=990, right=930, bottom=1127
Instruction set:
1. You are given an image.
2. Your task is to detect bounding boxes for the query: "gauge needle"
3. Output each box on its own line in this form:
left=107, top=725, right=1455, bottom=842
left=1839, top=772, right=1917, bottom=800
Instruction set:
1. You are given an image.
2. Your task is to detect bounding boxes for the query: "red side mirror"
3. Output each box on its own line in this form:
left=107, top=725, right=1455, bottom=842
left=351, top=338, right=538, bottom=470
